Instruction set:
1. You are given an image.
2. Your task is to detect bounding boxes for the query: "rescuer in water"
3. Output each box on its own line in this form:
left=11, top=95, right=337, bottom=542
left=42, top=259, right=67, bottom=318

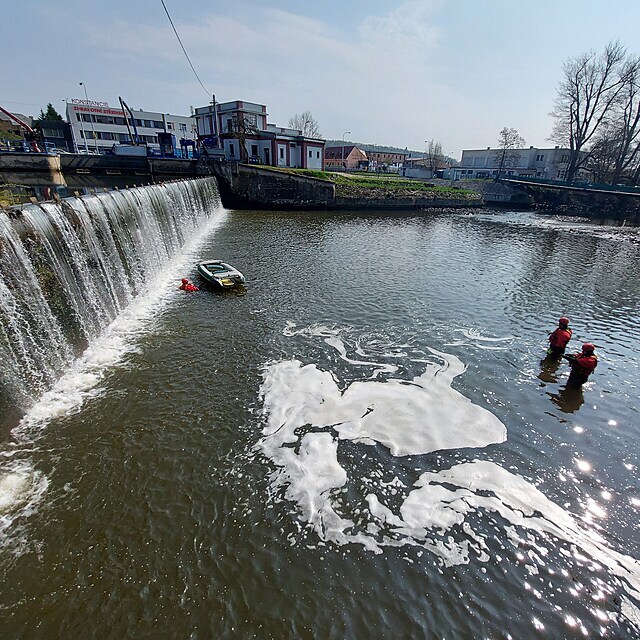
left=179, top=277, right=199, bottom=292
left=547, top=317, right=572, bottom=358
left=564, top=343, right=598, bottom=386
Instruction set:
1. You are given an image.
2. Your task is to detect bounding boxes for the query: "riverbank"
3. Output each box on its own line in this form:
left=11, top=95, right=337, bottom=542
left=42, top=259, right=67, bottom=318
left=211, top=164, right=483, bottom=210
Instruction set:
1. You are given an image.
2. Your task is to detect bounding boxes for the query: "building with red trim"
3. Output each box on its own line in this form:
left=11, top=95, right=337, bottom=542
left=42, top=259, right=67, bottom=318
left=194, top=100, right=325, bottom=170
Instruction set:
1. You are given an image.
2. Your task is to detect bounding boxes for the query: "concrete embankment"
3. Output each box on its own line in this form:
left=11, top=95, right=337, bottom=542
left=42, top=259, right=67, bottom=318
left=521, top=183, right=640, bottom=223
left=210, top=163, right=482, bottom=210
left=210, top=163, right=335, bottom=210
left=0, top=152, right=61, bottom=174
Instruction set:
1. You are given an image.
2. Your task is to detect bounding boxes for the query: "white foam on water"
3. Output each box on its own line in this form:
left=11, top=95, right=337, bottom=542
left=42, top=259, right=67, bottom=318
left=258, top=331, right=640, bottom=617
left=0, top=459, right=48, bottom=551
left=260, top=350, right=506, bottom=458
left=284, top=322, right=407, bottom=375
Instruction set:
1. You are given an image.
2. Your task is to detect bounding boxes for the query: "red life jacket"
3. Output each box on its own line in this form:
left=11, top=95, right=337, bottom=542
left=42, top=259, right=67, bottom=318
left=571, top=352, right=598, bottom=376
left=549, top=327, right=572, bottom=349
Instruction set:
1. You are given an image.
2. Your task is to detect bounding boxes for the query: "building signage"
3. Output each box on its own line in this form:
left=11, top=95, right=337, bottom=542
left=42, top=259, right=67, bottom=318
left=70, top=103, right=125, bottom=117
left=71, top=98, right=110, bottom=107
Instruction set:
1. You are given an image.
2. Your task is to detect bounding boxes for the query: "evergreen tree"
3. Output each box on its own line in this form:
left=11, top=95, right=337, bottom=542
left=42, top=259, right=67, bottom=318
left=35, top=103, right=64, bottom=122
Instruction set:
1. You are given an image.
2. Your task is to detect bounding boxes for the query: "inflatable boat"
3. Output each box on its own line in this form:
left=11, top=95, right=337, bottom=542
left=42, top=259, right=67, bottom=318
left=197, top=260, right=246, bottom=289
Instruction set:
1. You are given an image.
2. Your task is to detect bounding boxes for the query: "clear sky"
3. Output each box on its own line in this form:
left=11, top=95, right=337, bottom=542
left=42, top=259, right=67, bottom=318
left=2, top=0, right=639, bottom=157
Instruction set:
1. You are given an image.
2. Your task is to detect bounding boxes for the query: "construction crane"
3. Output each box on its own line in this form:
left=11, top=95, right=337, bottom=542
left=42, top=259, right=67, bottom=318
left=118, top=97, right=141, bottom=145
left=0, top=105, right=43, bottom=151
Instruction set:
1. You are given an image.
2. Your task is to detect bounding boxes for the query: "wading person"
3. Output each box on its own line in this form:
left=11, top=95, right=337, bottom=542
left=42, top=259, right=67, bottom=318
left=548, top=317, right=572, bottom=358
left=179, top=277, right=199, bottom=292
left=564, top=343, right=598, bottom=387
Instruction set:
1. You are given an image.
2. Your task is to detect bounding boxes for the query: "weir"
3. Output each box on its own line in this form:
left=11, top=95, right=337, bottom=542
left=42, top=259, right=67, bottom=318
left=0, top=177, right=223, bottom=428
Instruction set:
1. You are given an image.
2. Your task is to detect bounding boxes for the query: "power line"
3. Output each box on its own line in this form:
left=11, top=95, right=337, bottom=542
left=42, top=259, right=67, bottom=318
left=160, top=0, right=210, bottom=97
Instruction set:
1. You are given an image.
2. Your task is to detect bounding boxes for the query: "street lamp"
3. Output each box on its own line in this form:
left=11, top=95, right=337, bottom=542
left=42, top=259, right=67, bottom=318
left=75, top=95, right=89, bottom=153
left=341, top=131, right=350, bottom=171
left=79, top=82, right=99, bottom=153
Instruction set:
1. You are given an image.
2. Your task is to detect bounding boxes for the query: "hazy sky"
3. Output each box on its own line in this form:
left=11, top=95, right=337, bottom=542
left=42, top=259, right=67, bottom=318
left=3, top=0, right=639, bottom=156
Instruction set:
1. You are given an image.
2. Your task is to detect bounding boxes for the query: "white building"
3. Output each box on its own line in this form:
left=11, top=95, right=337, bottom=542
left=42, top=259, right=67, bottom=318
left=194, top=100, right=325, bottom=170
left=65, top=99, right=197, bottom=155
left=454, top=146, right=581, bottom=181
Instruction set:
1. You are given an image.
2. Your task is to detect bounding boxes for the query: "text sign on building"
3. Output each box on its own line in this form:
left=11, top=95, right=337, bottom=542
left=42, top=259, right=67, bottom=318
left=71, top=98, right=110, bottom=108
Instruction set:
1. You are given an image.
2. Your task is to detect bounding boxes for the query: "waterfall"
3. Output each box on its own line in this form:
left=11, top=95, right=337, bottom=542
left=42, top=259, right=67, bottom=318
left=0, top=178, right=223, bottom=425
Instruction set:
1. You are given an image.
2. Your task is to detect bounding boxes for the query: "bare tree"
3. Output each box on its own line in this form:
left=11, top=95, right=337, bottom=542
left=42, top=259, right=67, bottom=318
left=288, top=110, right=322, bottom=138
left=605, top=57, right=640, bottom=184
left=425, top=139, right=444, bottom=176
left=550, top=41, right=631, bottom=183
left=225, top=115, right=257, bottom=162
left=493, top=127, right=526, bottom=180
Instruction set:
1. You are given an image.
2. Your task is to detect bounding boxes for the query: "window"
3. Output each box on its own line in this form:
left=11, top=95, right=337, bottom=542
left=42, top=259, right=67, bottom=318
left=229, top=143, right=235, bottom=157
left=251, top=144, right=258, bottom=156
left=280, top=147, right=285, bottom=159
left=316, top=151, right=320, bottom=158
left=309, top=150, right=312, bottom=158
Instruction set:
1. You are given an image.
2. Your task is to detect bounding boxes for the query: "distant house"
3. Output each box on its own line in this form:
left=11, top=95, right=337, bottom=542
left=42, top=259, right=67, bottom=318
left=454, top=146, right=586, bottom=181
left=324, top=145, right=368, bottom=170
left=360, top=147, right=408, bottom=172
left=194, top=100, right=325, bottom=170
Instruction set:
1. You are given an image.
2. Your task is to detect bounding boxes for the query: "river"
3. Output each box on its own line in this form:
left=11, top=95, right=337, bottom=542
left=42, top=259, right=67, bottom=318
left=1, top=193, right=639, bottom=638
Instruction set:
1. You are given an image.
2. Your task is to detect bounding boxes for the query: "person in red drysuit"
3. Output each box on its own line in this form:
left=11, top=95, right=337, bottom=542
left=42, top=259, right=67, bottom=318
left=547, top=316, right=572, bottom=358
left=564, top=343, right=598, bottom=386
left=179, top=277, right=199, bottom=292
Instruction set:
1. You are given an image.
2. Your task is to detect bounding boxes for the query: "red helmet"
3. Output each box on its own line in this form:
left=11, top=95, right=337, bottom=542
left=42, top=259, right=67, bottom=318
left=181, top=278, right=189, bottom=284
left=582, top=342, right=595, bottom=353
left=559, top=317, right=569, bottom=326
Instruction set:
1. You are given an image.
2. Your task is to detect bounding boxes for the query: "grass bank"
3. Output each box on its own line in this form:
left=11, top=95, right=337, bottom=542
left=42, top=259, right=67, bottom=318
left=259, top=167, right=478, bottom=200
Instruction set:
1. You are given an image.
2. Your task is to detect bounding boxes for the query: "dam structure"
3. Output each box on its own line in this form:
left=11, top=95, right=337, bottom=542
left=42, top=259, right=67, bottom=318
left=0, top=177, right=223, bottom=428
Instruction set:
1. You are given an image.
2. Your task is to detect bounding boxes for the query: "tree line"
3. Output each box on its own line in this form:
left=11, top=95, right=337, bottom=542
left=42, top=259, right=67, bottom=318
left=550, top=40, right=640, bottom=185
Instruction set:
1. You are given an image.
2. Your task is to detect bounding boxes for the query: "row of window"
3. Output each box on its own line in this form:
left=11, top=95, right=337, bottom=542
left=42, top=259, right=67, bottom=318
left=75, top=113, right=190, bottom=133
left=79, top=130, right=157, bottom=143
left=228, top=142, right=321, bottom=161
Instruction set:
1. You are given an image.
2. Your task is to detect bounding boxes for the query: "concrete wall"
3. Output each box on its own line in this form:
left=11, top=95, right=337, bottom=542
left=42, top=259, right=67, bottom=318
left=208, top=162, right=484, bottom=211
left=0, top=152, right=61, bottom=173
left=526, top=185, right=640, bottom=222
left=212, top=163, right=335, bottom=210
